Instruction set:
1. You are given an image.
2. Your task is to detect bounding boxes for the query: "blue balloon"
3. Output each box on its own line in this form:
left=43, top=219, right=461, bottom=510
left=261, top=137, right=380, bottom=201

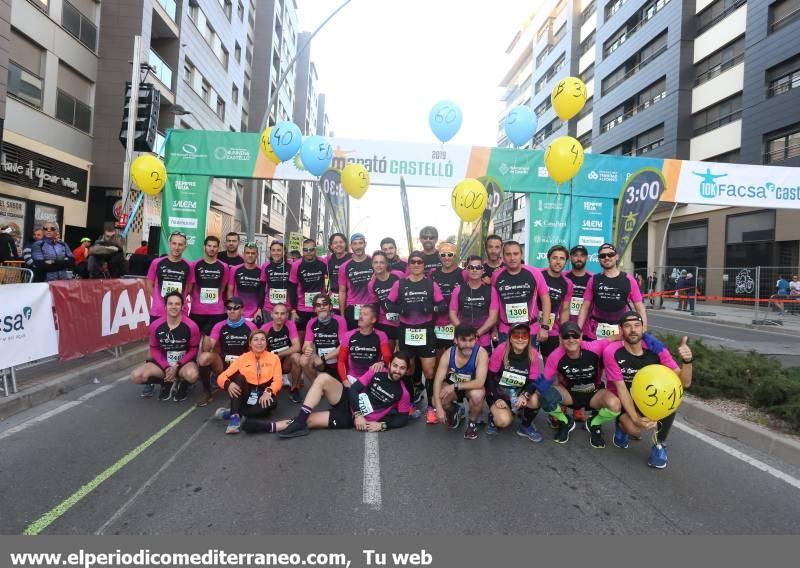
left=504, top=106, right=538, bottom=147
left=299, top=136, right=333, bottom=176
left=269, top=121, right=303, bottom=162
left=428, top=100, right=463, bottom=143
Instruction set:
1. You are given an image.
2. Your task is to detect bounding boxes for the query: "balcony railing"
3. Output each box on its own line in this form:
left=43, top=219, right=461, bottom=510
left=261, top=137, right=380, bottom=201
left=149, top=49, right=174, bottom=90
left=601, top=91, right=666, bottom=132
left=693, top=110, right=741, bottom=137
left=602, top=43, right=667, bottom=95
left=764, top=142, right=800, bottom=163
left=694, top=53, right=744, bottom=86
left=156, top=0, right=177, bottom=21
left=697, top=0, right=746, bottom=36
left=767, top=71, right=800, bottom=97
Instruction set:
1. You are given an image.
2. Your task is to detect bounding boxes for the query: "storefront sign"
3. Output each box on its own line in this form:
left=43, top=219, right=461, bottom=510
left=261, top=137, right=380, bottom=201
left=0, top=142, right=88, bottom=201
left=0, top=195, right=27, bottom=256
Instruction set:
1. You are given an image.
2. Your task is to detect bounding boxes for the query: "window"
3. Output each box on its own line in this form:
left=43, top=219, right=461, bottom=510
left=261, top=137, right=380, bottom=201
left=764, top=125, right=800, bottom=163
left=635, top=124, right=664, bottom=153
left=726, top=211, right=775, bottom=244
left=235, top=42, right=242, bottom=63
left=535, top=97, right=552, bottom=117
left=578, top=131, right=592, bottom=148
left=62, top=0, right=97, bottom=51
left=232, top=84, right=239, bottom=104
left=55, top=63, right=92, bottom=132
left=581, top=63, right=595, bottom=83
left=603, top=0, right=671, bottom=58
left=694, top=36, right=745, bottom=86
left=201, top=80, right=211, bottom=104
left=692, top=94, right=742, bottom=136
left=605, top=0, right=629, bottom=19
left=220, top=45, right=229, bottom=69
left=217, top=0, right=232, bottom=20
left=238, top=1, right=244, bottom=21
left=581, top=0, right=596, bottom=23
left=668, top=222, right=708, bottom=248
left=770, top=0, right=800, bottom=31
left=697, top=0, right=747, bottom=35
left=579, top=32, right=595, bottom=56
left=767, top=54, right=800, bottom=97
left=216, top=97, right=225, bottom=120
left=29, top=0, right=48, bottom=13
left=8, top=61, right=44, bottom=108
left=601, top=31, right=667, bottom=95
left=535, top=54, right=566, bottom=94
left=184, top=60, right=195, bottom=88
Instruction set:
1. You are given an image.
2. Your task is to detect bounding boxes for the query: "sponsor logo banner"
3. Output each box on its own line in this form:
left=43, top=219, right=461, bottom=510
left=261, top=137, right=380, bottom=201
left=49, top=279, right=151, bottom=360
left=160, top=174, right=211, bottom=260
left=528, top=194, right=571, bottom=268
left=0, top=284, right=58, bottom=368
left=570, top=197, right=614, bottom=273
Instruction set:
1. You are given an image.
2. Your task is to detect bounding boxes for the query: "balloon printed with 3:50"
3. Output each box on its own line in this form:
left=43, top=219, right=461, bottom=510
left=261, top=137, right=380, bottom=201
left=451, top=178, right=487, bottom=223
left=544, top=135, right=585, bottom=185
left=130, top=155, right=167, bottom=196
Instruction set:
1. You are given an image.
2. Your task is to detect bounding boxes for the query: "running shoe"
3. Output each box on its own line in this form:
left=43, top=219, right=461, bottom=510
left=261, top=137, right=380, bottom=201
left=648, top=444, right=668, bottom=469
left=446, top=405, right=466, bottom=429
left=412, top=388, right=425, bottom=407
left=554, top=415, right=576, bottom=444
left=225, top=414, right=241, bottom=435
left=464, top=420, right=478, bottom=440
left=158, top=382, right=174, bottom=401
left=141, top=384, right=155, bottom=398
left=196, top=389, right=214, bottom=407
left=573, top=408, right=587, bottom=422
left=613, top=426, right=630, bottom=449
left=279, top=419, right=310, bottom=438
left=411, top=408, right=423, bottom=420
left=288, top=387, right=303, bottom=405
left=516, top=423, right=543, bottom=443
left=214, top=407, right=231, bottom=421
left=586, top=421, right=605, bottom=449
left=173, top=380, right=190, bottom=403
left=425, top=407, right=438, bottom=425
left=485, top=415, right=498, bottom=436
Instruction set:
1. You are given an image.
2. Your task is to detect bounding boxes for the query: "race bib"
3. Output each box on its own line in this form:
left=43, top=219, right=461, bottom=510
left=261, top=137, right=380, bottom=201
left=505, top=302, right=529, bottom=324
left=353, top=304, right=363, bottom=321
left=569, top=296, right=584, bottom=316
left=596, top=322, right=620, bottom=338
left=434, top=325, right=455, bottom=341
left=318, top=346, right=335, bottom=357
left=199, top=287, right=218, bottom=305
left=386, top=312, right=400, bottom=323
left=357, top=392, right=374, bottom=416
left=404, top=328, right=427, bottom=346
left=304, top=292, right=319, bottom=307
left=499, top=369, right=526, bottom=388
left=166, top=350, right=185, bottom=365
left=330, top=292, right=340, bottom=310
left=271, top=345, right=289, bottom=354
left=161, top=280, right=182, bottom=297
left=269, top=288, right=287, bottom=305
left=545, top=313, right=555, bottom=328
left=223, top=355, right=239, bottom=364
left=449, top=371, right=472, bottom=383
left=246, top=389, right=259, bottom=406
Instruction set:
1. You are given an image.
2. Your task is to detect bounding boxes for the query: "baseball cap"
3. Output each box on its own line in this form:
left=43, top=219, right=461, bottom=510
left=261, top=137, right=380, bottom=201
left=559, top=321, right=582, bottom=338
left=619, top=311, right=643, bottom=325
left=598, top=243, right=617, bottom=254
left=226, top=296, right=244, bottom=308
left=570, top=245, right=588, bottom=255
left=350, top=232, right=366, bottom=242
left=509, top=323, right=531, bottom=335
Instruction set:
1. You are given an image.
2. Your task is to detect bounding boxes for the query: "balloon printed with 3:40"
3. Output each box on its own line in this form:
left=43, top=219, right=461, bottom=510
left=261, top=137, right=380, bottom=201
left=504, top=105, right=538, bottom=147
left=341, top=163, right=370, bottom=199
left=630, top=364, right=684, bottom=422
left=451, top=178, right=487, bottom=223
left=544, top=136, right=584, bottom=185
left=299, top=136, right=333, bottom=176
left=130, top=155, right=166, bottom=196
left=428, top=100, right=463, bottom=143
left=551, top=77, right=587, bottom=121
left=269, top=121, right=303, bottom=162
left=259, top=127, right=280, bottom=164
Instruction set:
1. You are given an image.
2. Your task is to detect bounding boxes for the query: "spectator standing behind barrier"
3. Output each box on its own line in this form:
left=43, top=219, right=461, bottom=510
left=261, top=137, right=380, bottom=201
left=31, top=222, right=74, bottom=281
left=675, top=270, right=687, bottom=311
left=789, top=275, right=800, bottom=315
left=22, top=226, right=44, bottom=281
left=134, top=241, right=149, bottom=255
left=72, top=238, right=91, bottom=278
left=647, top=271, right=658, bottom=306
left=685, top=273, right=695, bottom=312
left=0, top=224, right=21, bottom=262
left=88, top=225, right=126, bottom=278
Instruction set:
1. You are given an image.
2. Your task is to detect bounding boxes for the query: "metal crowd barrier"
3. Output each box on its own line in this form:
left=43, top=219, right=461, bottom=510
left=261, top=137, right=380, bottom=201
left=1, top=264, right=34, bottom=284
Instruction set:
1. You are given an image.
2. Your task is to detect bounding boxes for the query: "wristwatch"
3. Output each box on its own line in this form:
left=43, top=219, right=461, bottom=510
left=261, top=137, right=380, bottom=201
left=540, top=323, right=551, bottom=331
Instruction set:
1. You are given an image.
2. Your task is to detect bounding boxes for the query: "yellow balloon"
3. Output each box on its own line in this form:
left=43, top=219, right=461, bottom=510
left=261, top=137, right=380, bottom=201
left=551, top=77, right=587, bottom=121
left=342, top=163, right=370, bottom=199
left=631, top=364, right=684, bottom=421
left=130, top=155, right=167, bottom=196
left=451, top=178, right=487, bottom=223
left=260, top=128, right=280, bottom=164
left=544, top=136, right=585, bottom=184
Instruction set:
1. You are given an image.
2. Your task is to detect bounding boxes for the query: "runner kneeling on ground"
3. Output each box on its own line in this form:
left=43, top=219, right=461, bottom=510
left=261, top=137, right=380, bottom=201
left=243, top=352, right=413, bottom=436
left=213, top=329, right=283, bottom=434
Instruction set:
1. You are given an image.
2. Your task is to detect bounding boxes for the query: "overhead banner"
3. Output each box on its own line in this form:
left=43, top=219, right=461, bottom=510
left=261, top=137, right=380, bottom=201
left=0, top=283, right=58, bottom=368
left=49, top=279, right=150, bottom=361
left=159, top=174, right=211, bottom=260
left=570, top=196, right=614, bottom=273
left=527, top=193, right=571, bottom=268
left=614, top=168, right=667, bottom=257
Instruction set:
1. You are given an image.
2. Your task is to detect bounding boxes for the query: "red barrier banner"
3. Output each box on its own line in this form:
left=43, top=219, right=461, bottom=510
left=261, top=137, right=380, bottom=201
left=49, top=279, right=151, bottom=360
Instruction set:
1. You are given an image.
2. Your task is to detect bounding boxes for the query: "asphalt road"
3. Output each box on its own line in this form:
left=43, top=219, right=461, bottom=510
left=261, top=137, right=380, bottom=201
left=2, top=372, right=800, bottom=536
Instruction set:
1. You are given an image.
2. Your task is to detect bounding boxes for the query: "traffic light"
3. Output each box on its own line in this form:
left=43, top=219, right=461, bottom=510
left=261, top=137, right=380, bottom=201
left=119, top=82, right=160, bottom=152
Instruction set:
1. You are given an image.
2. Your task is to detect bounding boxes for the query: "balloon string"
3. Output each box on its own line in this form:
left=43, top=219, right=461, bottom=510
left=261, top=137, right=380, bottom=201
left=122, top=192, right=144, bottom=238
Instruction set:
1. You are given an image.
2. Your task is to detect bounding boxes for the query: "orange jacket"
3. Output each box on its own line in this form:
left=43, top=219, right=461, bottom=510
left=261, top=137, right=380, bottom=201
left=217, top=350, right=283, bottom=395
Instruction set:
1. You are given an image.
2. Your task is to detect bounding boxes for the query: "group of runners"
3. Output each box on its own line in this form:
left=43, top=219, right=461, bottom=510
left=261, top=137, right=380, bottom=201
left=130, top=227, right=693, bottom=469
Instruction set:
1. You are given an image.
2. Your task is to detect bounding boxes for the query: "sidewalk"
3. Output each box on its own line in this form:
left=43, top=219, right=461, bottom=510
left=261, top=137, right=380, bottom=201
left=648, top=299, right=800, bottom=334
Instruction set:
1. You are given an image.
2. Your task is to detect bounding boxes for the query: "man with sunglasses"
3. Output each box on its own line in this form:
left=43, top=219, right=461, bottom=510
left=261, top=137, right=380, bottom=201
left=417, top=226, right=442, bottom=275
left=219, top=232, right=245, bottom=266
left=300, top=294, right=348, bottom=382
left=189, top=236, right=231, bottom=342
left=260, top=303, right=302, bottom=403
left=338, top=233, right=376, bottom=330
left=197, top=297, right=258, bottom=406
left=483, top=234, right=504, bottom=284
left=492, top=241, right=551, bottom=345
left=431, top=242, right=463, bottom=352
left=289, top=238, right=329, bottom=340
left=132, top=291, right=201, bottom=402
left=146, top=231, right=192, bottom=324
left=262, top=240, right=290, bottom=320
left=537, top=245, right=574, bottom=361
left=577, top=243, right=647, bottom=340
left=31, top=221, right=75, bottom=282
left=450, top=255, right=499, bottom=350
left=229, top=242, right=266, bottom=324
left=338, top=304, right=392, bottom=386
left=325, top=233, right=351, bottom=313
left=542, top=321, right=619, bottom=447
left=380, top=237, right=407, bottom=273
left=603, top=312, right=693, bottom=468
left=565, top=245, right=593, bottom=323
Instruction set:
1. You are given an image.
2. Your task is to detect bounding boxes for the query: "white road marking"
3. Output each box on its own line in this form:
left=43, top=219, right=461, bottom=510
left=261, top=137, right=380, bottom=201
left=95, top=419, right=210, bottom=535
left=675, top=421, right=800, bottom=491
left=649, top=324, right=727, bottom=342
left=362, top=433, right=382, bottom=510
left=0, top=377, right=129, bottom=442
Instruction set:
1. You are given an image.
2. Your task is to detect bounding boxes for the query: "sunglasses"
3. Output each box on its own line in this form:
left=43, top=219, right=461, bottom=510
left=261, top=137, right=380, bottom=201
left=44, top=226, right=57, bottom=231
left=439, top=252, right=455, bottom=258
left=561, top=332, right=581, bottom=340
left=598, top=252, right=617, bottom=259
left=302, top=247, right=316, bottom=252
left=420, top=235, right=436, bottom=240
left=170, top=231, right=187, bottom=238
left=467, top=264, right=483, bottom=271
left=314, top=302, right=330, bottom=308
left=226, top=305, right=243, bottom=311
left=510, top=331, right=530, bottom=340
left=408, top=259, right=424, bottom=265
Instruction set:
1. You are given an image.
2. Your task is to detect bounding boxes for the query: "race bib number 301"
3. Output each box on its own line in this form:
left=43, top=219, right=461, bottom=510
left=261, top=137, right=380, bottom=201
left=569, top=297, right=584, bottom=316
left=505, top=302, right=529, bottom=324
left=596, top=322, right=619, bottom=338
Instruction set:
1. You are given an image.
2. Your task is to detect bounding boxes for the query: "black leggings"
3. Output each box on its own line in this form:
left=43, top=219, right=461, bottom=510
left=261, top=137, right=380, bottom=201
left=656, top=412, right=676, bottom=444
left=228, top=374, right=278, bottom=418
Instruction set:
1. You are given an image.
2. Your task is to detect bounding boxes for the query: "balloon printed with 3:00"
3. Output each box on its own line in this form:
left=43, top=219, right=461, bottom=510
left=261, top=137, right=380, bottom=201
left=130, top=155, right=167, bottom=196
left=451, top=178, right=487, bottom=223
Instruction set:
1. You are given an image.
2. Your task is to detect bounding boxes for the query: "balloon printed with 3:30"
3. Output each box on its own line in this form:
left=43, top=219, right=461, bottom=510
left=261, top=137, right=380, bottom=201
left=299, top=136, right=333, bottom=176
left=428, top=100, right=463, bottom=143
left=451, top=178, right=487, bottom=223
left=551, top=77, right=587, bottom=121
left=544, top=136, right=585, bottom=185
left=269, top=121, right=303, bottom=162
left=341, top=163, right=370, bottom=199
left=130, top=155, right=167, bottom=196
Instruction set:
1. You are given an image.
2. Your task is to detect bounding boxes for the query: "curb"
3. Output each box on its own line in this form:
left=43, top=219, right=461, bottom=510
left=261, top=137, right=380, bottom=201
left=680, top=397, right=800, bottom=469
left=0, top=345, right=148, bottom=422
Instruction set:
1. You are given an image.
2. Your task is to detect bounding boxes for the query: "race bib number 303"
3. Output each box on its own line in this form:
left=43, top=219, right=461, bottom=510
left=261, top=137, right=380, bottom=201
left=569, top=297, right=584, bottom=316
left=505, top=302, right=529, bottom=324
left=200, top=288, right=218, bottom=305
